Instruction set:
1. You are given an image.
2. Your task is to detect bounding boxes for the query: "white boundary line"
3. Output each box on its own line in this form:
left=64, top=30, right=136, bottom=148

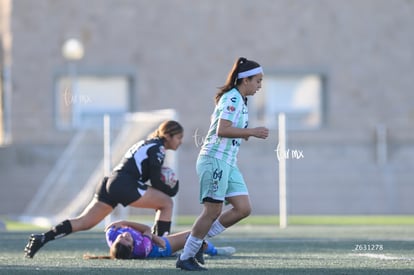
left=354, top=253, right=414, bottom=261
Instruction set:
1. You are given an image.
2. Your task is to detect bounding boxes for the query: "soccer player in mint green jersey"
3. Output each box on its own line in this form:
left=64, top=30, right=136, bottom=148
left=177, top=57, right=269, bottom=271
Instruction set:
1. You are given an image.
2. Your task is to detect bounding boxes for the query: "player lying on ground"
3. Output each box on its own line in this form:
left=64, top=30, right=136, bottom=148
left=83, top=220, right=235, bottom=262
left=24, top=120, right=184, bottom=258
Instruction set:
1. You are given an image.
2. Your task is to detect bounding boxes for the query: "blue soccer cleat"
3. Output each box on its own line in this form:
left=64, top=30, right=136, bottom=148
left=195, top=241, right=206, bottom=264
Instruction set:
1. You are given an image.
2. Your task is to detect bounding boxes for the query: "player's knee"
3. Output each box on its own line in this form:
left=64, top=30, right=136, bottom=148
left=202, top=207, right=222, bottom=221
left=238, top=205, right=252, bottom=219
left=160, top=197, right=174, bottom=210
left=211, top=210, right=222, bottom=221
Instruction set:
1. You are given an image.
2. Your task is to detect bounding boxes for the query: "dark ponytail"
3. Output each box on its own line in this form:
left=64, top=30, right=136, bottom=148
left=83, top=242, right=133, bottom=260
left=215, top=57, right=261, bottom=104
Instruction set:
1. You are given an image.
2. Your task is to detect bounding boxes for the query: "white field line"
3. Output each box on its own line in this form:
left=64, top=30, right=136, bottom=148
left=355, top=253, right=414, bottom=261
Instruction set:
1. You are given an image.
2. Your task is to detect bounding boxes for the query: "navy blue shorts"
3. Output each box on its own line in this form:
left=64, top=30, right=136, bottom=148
left=95, top=174, right=146, bottom=208
left=147, top=237, right=172, bottom=258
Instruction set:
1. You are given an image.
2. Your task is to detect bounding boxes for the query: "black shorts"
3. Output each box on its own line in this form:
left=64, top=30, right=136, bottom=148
left=95, top=173, right=147, bottom=208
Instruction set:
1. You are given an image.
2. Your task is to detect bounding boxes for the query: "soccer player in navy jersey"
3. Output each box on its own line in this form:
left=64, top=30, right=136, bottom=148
left=25, top=120, right=183, bottom=258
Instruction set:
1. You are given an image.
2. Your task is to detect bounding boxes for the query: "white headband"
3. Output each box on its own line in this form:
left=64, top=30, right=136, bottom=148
left=237, top=66, right=263, bottom=79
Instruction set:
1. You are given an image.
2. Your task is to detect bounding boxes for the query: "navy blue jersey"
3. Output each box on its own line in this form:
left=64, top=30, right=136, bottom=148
left=112, top=138, right=178, bottom=197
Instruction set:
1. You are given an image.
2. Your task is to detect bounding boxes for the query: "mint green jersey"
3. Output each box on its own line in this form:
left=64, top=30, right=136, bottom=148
left=199, top=88, right=248, bottom=166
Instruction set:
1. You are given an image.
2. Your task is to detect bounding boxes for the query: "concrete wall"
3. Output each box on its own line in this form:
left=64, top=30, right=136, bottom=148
left=1, top=0, right=413, bottom=216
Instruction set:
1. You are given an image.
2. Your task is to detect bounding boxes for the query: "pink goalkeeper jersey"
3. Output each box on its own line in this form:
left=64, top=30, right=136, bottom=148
left=106, top=226, right=152, bottom=258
